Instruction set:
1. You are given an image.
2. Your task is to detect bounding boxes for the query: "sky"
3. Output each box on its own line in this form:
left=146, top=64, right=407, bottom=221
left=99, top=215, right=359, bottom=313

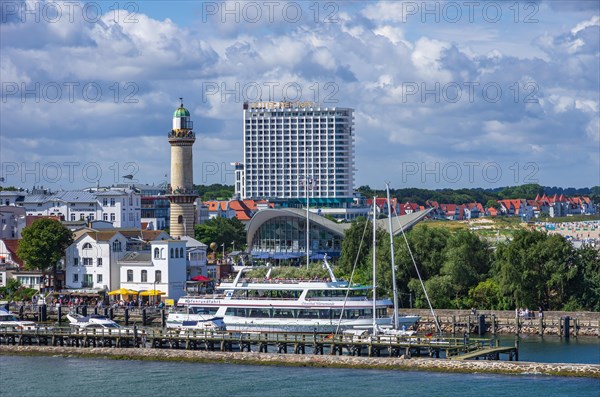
left=1, top=0, right=599, bottom=192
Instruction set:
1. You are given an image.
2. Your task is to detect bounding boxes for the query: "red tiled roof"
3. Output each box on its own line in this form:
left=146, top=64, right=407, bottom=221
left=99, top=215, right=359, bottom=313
left=25, top=215, right=60, bottom=227
left=2, top=239, right=23, bottom=267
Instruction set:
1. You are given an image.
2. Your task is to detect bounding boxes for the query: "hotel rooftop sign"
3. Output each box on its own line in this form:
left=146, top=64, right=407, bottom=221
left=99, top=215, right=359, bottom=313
left=245, top=101, right=319, bottom=109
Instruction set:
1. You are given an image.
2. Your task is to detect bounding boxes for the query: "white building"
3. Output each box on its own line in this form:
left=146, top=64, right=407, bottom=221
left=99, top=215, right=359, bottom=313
left=0, top=206, right=26, bottom=239
left=0, top=191, right=25, bottom=206
left=64, top=229, right=169, bottom=292
left=238, top=102, right=355, bottom=205
left=119, top=239, right=187, bottom=302
left=65, top=230, right=128, bottom=291
left=12, top=188, right=141, bottom=228
left=180, top=236, right=209, bottom=279
left=92, top=188, right=141, bottom=228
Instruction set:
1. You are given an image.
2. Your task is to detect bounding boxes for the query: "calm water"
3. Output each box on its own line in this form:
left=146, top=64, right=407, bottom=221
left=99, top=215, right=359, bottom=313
left=496, top=335, right=600, bottom=364
left=1, top=356, right=599, bottom=397
left=1, top=336, right=599, bottom=397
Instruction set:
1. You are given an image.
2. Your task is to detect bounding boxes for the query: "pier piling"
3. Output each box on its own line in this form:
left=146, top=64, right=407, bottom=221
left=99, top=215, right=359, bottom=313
left=478, top=315, right=486, bottom=336
left=563, top=317, right=570, bottom=338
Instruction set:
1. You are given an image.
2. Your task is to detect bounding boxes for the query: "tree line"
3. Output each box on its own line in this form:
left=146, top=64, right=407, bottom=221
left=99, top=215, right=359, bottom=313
left=337, top=221, right=600, bottom=312
left=356, top=183, right=600, bottom=206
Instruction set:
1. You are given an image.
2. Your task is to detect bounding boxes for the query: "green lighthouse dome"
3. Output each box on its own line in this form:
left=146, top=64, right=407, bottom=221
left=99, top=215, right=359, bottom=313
left=174, top=106, right=190, bottom=118
left=174, top=97, right=190, bottom=117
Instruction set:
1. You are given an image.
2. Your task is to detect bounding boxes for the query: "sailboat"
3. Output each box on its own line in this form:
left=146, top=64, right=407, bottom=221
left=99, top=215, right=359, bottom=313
left=379, top=188, right=420, bottom=336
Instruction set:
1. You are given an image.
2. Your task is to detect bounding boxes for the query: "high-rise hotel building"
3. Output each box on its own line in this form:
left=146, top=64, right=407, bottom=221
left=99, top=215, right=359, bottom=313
left=237, top=101, right=355, bottom=206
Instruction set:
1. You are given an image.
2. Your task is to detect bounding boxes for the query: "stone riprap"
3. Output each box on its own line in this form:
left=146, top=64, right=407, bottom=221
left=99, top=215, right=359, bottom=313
left=1, top=346, right=598, bottom=378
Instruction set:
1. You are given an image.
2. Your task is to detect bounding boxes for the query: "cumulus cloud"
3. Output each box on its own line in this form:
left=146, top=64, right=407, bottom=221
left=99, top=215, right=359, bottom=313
left=0, top=1, right=598, bottom=189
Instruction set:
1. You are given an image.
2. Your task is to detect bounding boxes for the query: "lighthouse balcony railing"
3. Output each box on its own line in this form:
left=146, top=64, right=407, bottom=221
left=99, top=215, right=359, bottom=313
left=169, top=130, right=195, bottom=139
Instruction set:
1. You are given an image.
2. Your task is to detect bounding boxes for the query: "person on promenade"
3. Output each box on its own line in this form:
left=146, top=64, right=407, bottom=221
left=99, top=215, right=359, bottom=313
left=538, top=307, right=543, bottom=318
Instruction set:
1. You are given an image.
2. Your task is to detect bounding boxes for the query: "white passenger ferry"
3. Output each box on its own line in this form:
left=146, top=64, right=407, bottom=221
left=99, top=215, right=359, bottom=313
left=169, top=261, right=419, bottom=334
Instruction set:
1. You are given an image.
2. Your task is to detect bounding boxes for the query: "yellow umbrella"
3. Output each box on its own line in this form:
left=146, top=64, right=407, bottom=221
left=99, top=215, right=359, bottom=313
left=108, top=288, right=139, bottom=296
left=139, top=290, right=166, bottom=296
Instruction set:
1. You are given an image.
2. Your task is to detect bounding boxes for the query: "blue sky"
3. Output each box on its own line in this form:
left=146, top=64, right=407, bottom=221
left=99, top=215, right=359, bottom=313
left=1, top=1, right=598, bottom=191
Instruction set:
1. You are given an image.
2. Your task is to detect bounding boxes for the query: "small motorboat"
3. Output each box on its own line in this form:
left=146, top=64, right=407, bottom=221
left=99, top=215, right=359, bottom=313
left=0, top=308, right=37, bottom=330
left=66, top=313, right=122, bottom=333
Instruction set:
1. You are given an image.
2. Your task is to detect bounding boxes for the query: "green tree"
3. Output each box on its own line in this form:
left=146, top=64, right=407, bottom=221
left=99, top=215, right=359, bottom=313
left=439, top=230, right=491, bottom=307
left=338, top=217, right=372, bottom=276
left=486, top=199, right=500, bottom=209
left=575, top=245, right=600, bottom=311
left=17, top=218, right=74, bottom=291
left=494, top=229, right=578, bottom=310
left=468, top=278, right=502, bottom=309
left=194, top=217, right=246, bottom=255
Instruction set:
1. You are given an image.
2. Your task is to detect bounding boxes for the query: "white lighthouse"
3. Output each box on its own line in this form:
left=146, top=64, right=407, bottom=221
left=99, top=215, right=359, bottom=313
left=167, top=98, right=197, bottom=238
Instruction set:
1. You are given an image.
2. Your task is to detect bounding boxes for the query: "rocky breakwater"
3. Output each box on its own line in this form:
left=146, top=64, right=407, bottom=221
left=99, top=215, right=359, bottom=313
left=1, top=346, right=599, bottom=378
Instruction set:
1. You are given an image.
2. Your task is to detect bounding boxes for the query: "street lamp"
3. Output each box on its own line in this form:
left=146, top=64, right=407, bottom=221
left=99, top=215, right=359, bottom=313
left=231, top=241, right=235, bottom=253
left=221, top=243, right=225, bottom=262
left=299, top=176, right=318, bottom=269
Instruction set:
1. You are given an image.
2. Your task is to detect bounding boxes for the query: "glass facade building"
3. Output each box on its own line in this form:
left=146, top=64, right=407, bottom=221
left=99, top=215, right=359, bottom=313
left=250, top=216, right=342, bottom=255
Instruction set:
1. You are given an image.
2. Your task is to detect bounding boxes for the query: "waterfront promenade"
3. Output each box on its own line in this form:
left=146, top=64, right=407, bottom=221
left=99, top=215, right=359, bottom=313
left=1, top=345, right=599, bottom=378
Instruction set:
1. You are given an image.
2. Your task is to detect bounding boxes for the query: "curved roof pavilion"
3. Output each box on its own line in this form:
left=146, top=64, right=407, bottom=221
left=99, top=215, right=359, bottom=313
left=246, top=207, right=432, bottom=255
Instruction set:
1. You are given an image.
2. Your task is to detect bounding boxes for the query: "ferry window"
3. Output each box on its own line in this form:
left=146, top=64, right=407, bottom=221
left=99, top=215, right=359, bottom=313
left=248, top=309, right=271, bottom=318
left=190, top=307, right=218, bottom=315
left=296, top=309, right=320, bottom=319
left=318, top=309, right=330, bottom=319
left=225, top=308, right=247, bottom=317
left=272, top=309, right=295, bottom=318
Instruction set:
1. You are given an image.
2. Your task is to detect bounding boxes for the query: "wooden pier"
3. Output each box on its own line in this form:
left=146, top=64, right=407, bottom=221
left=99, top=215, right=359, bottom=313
left=0, top=327, right=517, bottom=361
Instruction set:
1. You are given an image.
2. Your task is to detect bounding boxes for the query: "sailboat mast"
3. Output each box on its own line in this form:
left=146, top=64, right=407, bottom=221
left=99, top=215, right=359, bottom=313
left=372, top=196, right=377, bottom=333
left=386, top=183, right=399, bottom=330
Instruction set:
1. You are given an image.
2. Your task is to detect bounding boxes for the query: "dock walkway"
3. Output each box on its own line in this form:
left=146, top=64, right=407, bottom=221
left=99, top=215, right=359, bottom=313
left=0, top=327, right=517, bottom=361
